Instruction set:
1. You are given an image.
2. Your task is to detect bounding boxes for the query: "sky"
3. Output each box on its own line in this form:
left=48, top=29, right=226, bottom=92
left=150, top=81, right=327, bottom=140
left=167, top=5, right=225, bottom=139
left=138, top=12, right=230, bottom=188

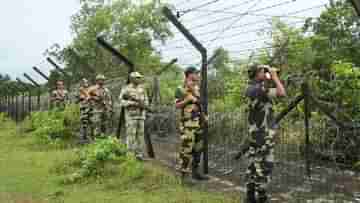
left=0, top=0, right=329, bottom=83
left=0, top=0, right=79, bottom=83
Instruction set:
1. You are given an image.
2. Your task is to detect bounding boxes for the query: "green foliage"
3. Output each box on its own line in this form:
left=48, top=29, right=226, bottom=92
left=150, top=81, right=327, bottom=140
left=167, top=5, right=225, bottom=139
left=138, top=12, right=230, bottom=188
left=0, top=113, right=10, bottom=124
left=46, top=0, right=173, bottom=82
left=23, top=104, right=80, bottom=146
left=59, top=137, right=132, bottom=184
left=319, top=61, right=360, bottom=120
left=354, top=161, right=360, bottom=171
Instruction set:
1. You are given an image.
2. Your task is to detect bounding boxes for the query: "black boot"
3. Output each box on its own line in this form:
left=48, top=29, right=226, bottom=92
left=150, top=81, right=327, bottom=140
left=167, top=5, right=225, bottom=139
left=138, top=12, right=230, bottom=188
left=257, top=190, right=268, bottom=203
left=257, top=197, right=268, bottom=203
left=246, top=184, right=257, bottom=203
left=192, top=168, right=209, bottom=180
left=191, top=152, right=209, bottom=181
left=191, top=164, right=209, bottom=180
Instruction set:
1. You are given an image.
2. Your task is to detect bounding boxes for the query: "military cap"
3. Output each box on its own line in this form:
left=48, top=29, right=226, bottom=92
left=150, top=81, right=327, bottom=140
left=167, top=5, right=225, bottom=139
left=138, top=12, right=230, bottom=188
left=184, top=66, right=200, bottom=76
left=95, top=74, right=106, bottom=80
left=130, top=71, right=144, bottom=78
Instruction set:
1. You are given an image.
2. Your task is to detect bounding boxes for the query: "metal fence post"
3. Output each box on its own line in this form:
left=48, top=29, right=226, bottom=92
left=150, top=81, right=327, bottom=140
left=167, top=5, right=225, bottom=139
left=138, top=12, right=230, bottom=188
left=302, top=82, right=311, bottom=177
left=24, top=73, right=42, bottom=112
left=16, top=78, right=31, bottom=119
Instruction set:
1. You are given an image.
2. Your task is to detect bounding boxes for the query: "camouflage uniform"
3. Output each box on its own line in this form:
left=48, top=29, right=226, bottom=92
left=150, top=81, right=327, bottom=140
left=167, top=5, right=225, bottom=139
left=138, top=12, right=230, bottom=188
left=88, top=75, right=113, bottom=138
left=50, top=89, right=70, bottom=110
left=244, top=79, right=277, bottom=203
left=175, top=84, right=204, bottom=176
left=119, top=72, right=149, bottom=158
left=77, top=79, right=91, bottom=142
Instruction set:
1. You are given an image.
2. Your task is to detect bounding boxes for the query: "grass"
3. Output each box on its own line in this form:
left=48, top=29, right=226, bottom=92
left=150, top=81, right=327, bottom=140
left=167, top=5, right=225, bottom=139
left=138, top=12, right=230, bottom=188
left=0, top=119, right=240, bottom=203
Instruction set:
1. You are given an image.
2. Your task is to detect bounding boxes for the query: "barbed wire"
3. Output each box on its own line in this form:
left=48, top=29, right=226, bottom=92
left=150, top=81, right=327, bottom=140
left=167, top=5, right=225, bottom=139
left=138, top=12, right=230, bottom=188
left=179, top=0, right=255, bottom=23
left=165, top=4, right=325, bottom=46
left=177, top=0, right=221, bottom=17
left=206, top=0, right=264, bottom=47
left=156, top=20, right=305, bottom=58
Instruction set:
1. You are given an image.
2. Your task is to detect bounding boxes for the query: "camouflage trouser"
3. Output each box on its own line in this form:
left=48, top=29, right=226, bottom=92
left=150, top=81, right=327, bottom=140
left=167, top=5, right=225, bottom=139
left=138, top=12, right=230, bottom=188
left=90, top=110, right=107, bottom=138
left=245, top=129, right=276, bottom=202
left=125, top=118, right=145, bottom=157
left=79, top=103, right=91, bottom=140
left=178, top=118, right=203, bottom=173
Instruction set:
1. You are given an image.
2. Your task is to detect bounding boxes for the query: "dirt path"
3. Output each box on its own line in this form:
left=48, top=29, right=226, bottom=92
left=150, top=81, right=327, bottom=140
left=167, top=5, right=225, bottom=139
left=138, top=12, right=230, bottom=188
left=150, top=133, right=360, bottom=203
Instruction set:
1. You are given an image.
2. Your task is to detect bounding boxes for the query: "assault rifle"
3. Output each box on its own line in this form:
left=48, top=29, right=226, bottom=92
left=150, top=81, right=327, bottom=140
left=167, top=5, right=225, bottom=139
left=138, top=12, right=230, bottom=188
left=122, top=94, right=153, bottom=113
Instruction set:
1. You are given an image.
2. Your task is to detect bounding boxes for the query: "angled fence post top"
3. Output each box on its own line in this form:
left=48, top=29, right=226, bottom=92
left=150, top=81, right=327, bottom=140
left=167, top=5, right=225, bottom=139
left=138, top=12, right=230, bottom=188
left=162, top=6, right=206, bottom=56
left=23, top=73, right=40, bottom=87
left=46, top=57, right=71, bottom=78
left=16, top=78, right=31, bottom=91
left=156, top=58, right=178, bottom=75
left=68, top=48, right=96, bottom=74
left=96, top=36, right=134, bottom=69
left=350, top=0, right=360, bottom=16
left=96, top=35, right=135, bottom=83
left=32, top=66, right=50, bottom=81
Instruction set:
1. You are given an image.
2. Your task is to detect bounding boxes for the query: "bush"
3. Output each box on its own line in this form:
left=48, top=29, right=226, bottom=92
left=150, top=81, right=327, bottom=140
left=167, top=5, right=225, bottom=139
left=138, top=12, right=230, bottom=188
left=60, top=137, right=133, bottom=184
left=22, top=104, right=81, bottom=146
left=0, top=113, right=10, bottom=124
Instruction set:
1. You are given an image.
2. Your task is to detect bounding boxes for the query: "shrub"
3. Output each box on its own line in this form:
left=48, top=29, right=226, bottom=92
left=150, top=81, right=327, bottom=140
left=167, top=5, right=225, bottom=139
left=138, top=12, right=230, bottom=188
left=23, top=104, right=81, bottom=146
left=60, top=136, right=131, bottom=184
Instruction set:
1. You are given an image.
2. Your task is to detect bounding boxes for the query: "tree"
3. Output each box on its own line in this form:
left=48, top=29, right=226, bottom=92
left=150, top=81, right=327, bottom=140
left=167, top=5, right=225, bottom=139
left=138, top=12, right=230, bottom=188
left=47, top=0, right=172, bottom=82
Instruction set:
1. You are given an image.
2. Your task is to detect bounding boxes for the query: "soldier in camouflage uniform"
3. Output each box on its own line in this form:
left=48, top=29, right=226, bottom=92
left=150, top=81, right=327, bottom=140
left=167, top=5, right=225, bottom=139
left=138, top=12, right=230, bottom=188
left=50, top=79, right=70, bottom=110
left=77, top=78, right=91, bottom=143
left=175, top=66, right=208, bottom=180
left=119, top=72, right=149, bottom=160
left=88, top=74, right=113, bottom=138
left=244, top=64, right=286, bottom=203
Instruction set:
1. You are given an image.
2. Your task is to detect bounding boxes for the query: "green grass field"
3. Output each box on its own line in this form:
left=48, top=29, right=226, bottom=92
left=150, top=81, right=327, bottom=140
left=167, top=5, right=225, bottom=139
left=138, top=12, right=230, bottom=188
left=0, top=119, right=240, bottom=203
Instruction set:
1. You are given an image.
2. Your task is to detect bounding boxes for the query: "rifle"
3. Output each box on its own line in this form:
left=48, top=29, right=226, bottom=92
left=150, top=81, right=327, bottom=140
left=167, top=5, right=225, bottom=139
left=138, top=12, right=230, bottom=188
left=78, top=87, right=90, bottom=102
left=122, top=94, right=153, bottom=113
left=184, top=85, right=207, bottom=129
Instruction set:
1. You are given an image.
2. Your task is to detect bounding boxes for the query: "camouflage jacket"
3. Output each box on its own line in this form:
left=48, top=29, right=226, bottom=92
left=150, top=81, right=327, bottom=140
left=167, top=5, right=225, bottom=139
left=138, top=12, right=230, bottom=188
left=119, top=83, right=149, bottom=120
left=175, top=85, right=201, bottom=125
left=87, top=85, right=112, bottom=113
left=245, top=80, right=277, bottom=133
left=50, top=89, right=70, bottom=109
left=77, top=86, right=89, bottom=108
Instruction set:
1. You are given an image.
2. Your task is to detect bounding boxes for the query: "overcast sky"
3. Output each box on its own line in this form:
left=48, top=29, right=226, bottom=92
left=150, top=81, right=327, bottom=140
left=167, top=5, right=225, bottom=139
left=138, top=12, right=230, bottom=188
left=0, top=0, right=79, bottom=83
left=0, top=0, right=329, bottom=83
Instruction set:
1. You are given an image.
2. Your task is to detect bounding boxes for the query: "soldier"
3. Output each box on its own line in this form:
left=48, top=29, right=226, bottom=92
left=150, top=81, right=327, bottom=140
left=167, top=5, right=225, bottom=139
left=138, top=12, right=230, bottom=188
left=175, top=66, right=208, bottom=181
left=77, top=78, right=91, bottom=143
left=87, top=74, right=113, bottom=138
left=50, top=79, right=70, bottom=110
left=119, top=72, right=149, bottom=160
left=244, top=64, right=286, bottom=203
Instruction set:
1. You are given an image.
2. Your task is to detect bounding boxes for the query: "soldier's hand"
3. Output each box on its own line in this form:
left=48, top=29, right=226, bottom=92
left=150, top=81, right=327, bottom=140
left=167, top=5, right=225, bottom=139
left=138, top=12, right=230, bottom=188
left=137, top=100, right=145, bottom=108
left=269, top=67, right=279, bottom=77
left=185, top=94, right=198, bottom=104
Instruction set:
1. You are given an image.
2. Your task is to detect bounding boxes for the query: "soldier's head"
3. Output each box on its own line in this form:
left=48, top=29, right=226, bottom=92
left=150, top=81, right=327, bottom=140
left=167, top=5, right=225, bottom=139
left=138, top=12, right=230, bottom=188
left=81, top=78, right=89, bottom=88
left=95, top=74, right=106, bottom=86
left=184, top=66, right=200, bottom=86
left=129, top=71, right=144, bottom=85
left=248, top=63, right=269, bottom=81
left=56, top=79, right=65, bottom=90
